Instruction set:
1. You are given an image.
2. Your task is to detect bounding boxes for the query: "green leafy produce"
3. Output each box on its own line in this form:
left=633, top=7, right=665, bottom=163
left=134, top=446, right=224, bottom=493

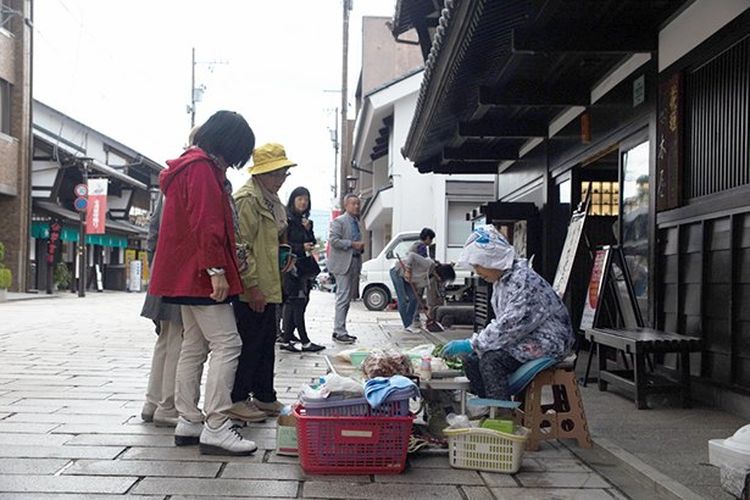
left=432, top=343, right=464, bottom=370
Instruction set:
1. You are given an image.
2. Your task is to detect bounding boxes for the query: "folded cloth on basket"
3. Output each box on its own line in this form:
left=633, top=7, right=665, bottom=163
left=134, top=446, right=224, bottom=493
left=299, top=373, right=364, bottom=401
left=364, top=375, right=420, bottom=409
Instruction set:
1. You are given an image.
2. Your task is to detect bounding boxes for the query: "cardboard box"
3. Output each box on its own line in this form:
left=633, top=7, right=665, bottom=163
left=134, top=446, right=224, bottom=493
left=276, top=414, right=298, bottom=456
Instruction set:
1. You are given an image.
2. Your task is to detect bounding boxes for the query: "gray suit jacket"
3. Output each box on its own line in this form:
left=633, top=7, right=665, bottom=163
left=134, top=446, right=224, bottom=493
left=327, top=213, right=361, bottom=275
left=140, top=195, right=182, bottom=325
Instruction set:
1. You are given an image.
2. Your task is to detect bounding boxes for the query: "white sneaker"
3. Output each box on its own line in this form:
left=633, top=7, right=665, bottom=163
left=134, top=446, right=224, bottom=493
left=199, top=419, right=258, bottom=456
left=174, top=417, right=203, bottom=446
left=405, top=326, right=420, bottom=334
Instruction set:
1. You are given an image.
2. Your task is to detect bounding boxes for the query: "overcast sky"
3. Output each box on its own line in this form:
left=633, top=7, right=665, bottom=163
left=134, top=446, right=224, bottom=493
left=33, top=0, right=397, bottom=211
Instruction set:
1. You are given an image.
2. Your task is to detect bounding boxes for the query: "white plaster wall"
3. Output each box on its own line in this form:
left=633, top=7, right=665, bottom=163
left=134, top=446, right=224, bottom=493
left=370, top=225, right=387, bottom=258
left=659, top=0, right=750, bottom=71
left=390, top=91, right=436, bottom=237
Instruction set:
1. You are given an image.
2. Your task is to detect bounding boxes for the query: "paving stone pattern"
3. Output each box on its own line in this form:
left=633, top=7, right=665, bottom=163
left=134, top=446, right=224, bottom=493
left=0, top=291, right=624, bottom=498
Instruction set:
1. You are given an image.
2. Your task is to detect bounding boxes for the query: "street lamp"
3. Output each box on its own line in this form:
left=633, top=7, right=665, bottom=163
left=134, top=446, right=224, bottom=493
left=345, top=175, right=357, bottom=194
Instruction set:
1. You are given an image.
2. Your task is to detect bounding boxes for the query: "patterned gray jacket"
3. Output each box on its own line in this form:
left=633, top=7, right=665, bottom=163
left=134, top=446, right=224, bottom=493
left=470, top=259, right=574, bottom=362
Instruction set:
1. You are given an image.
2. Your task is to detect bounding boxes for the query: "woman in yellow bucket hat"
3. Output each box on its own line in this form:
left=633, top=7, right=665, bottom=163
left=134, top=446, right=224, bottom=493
left=227, top=143, right=297, bottom=422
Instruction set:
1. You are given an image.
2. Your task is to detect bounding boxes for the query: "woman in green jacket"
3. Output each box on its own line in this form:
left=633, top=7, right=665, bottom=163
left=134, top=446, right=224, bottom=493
left=226, top=143, right=296, bottom=422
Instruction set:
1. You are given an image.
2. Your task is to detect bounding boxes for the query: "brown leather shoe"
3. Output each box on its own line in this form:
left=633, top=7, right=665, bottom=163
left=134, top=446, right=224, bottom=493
left=252, top=399, right=285, bottom=417
left=225, top=400, right=267, bottom=422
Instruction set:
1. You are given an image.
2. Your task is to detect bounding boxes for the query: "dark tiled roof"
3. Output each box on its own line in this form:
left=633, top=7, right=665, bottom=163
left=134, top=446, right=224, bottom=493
left=402, top=0, right=687, bottom=170
left=391, top=0, right=440, bottom=37
left=401, top=0, right=488, bottom=162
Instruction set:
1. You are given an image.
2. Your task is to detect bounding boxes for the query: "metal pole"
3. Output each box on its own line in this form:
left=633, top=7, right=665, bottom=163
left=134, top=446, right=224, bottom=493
left=190, top=47, right=196, bottom=127
left=333, top=107, right=339, bottom=203
left=339, top=0, right=351, bottom=205
left=78, top=162, right=88, bottom=297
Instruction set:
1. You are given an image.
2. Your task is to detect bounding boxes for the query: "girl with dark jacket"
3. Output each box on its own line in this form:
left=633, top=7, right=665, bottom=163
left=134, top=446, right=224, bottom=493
left=280, top=187, right=325, bottom=352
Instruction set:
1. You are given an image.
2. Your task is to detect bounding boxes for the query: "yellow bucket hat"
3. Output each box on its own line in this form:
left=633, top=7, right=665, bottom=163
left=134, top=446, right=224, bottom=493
left=249, top=143, right=297, bottom=175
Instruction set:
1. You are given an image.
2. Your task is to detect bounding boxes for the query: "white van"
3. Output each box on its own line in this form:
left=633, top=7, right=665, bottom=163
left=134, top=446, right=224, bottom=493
left=359, top=231, right=471, bottom=311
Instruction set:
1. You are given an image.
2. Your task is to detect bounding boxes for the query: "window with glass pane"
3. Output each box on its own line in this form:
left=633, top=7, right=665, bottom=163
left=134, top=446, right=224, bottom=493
left=447, top=202, right=475, bottom=246
left=391, top=238, right=417, bottom=259
left=621, top=141, right=650, bottom=313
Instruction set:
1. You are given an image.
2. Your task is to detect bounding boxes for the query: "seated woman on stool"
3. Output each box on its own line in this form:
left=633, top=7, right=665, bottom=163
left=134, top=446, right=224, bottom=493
left=440, top=225, right=574, bottom=400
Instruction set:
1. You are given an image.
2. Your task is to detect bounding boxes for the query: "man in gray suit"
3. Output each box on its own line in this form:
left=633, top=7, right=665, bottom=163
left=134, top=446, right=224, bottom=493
left=328, top=193, right=365, bottom=344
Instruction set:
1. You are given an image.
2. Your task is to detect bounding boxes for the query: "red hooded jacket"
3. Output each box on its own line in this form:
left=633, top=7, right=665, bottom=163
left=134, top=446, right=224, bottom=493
left=148, top=147, right=243, bottom=299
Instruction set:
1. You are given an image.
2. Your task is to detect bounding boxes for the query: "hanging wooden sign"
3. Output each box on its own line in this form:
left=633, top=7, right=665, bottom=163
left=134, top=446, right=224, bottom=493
left=656, top=72, right=682, bottom=211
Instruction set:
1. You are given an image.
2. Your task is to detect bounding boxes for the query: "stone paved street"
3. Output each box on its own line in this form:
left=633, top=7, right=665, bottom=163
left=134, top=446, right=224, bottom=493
left=0, top=291, right=625, bottom=499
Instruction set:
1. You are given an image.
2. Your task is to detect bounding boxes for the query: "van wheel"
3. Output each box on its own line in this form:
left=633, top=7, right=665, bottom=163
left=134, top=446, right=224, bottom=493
left=363, top=286, right=389, bottom=311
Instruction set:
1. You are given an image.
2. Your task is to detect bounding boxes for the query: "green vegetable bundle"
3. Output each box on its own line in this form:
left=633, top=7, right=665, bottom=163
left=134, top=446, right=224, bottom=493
left=432, top=343, right=464, bottom=370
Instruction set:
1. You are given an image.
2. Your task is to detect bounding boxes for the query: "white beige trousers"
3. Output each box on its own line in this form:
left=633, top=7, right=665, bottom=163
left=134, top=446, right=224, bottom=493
left=175, top=304, right=242, bottom=428
left=145, top=320, right=183, bottom=415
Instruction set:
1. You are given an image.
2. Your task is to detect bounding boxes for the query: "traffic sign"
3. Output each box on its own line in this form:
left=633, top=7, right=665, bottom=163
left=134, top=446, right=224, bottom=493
left=74, top=184, right=89, bottom=197
left=74, top=197, right=88, bottom=212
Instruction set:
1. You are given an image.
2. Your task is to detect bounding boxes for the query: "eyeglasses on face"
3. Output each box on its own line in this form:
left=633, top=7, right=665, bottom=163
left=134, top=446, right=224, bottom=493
left=267, top=170, right=291, bottom=179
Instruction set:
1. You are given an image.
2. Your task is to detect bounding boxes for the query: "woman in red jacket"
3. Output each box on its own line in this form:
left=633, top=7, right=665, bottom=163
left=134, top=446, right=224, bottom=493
left=149, top=110, right=257, bottom=456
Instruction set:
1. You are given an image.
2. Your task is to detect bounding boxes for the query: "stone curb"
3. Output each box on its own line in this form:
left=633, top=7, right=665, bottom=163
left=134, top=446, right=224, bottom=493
left=5, top=295, right=59, bottom=303
left=563, top=437, right=706, bottom=500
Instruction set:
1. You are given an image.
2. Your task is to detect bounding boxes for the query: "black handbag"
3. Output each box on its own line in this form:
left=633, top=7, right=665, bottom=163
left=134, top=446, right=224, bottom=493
left=296, top=255, right=321, bottom=279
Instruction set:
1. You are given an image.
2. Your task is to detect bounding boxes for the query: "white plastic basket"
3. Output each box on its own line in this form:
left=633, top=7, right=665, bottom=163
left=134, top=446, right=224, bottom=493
left=443, top=426, right=528, bottom=474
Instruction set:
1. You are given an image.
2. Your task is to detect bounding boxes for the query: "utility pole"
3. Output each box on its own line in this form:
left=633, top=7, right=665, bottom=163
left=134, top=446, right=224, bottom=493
left=332, top=108, right=339, bottom=200
left=339, top=0, right=352, bottom=205
left=190, top=47, right=196, bottom=127
left=187, top=48, right=226, bottom=128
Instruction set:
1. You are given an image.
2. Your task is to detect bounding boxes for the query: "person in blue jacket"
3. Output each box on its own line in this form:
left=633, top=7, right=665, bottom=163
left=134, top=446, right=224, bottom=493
left=440, top=225, right=574, bottom=400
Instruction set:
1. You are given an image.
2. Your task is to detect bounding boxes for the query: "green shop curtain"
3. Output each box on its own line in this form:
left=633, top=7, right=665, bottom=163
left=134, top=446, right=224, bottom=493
left=30, top=222, right=128, bottom=248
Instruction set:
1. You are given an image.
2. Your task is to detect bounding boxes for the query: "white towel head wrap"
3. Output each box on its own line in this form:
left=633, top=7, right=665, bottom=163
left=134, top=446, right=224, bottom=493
left=458, top=224, right=516, bottom=271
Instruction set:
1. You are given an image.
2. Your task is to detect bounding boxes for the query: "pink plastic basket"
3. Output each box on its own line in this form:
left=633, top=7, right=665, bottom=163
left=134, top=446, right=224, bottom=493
left=294, top=404, right=413, bottom=475
left=301, top=395, right=410, bottom=417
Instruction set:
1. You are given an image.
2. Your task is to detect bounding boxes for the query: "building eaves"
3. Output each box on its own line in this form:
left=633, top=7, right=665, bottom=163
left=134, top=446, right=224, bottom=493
left=33, top=126, right=148, bottom=191
left=401, top=0, right=486, bottom=162
left=363, top=65, right=425, bottom=100
left=391, top=0, right=440, bottom=38
left=33, top=100, right=163, bottom=171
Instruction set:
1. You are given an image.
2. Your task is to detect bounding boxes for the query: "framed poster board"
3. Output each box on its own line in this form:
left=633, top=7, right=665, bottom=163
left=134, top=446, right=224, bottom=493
left=579, top=248, right=610, bottom=331
left=580, top=246, right=643, bottom=331
left=552, top=210, right=587, bottom=298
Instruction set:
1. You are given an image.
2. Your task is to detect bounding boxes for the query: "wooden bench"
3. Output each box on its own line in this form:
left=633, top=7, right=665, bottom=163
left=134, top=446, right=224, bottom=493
left=584, top=327, right=703, bottom=409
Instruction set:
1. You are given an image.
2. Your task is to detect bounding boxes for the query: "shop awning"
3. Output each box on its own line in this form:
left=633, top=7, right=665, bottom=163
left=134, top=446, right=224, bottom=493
left=401, top=0, right=686, bottom=173
left=32, top=201, right=146, bottom=248
left=31, top=221, right=129, bottom=248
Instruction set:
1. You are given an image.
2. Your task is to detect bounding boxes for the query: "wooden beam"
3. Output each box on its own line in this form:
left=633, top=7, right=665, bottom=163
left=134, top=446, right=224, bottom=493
left=433, top=161, right=500, bottom=175
left=512, top=26, right=657, bottom=54
left=458, top=120, right=548, bottom=139
left=415, top=19, right=432, bottom=61
left=371, top=143, right=388, bottom=154
left=415, top=155, right=500, bottom=174
left=443, top=145, right=519, bottom=161
left=370, top=148, right=388, bottom=161
left=479, top=86, right=590, bottom=107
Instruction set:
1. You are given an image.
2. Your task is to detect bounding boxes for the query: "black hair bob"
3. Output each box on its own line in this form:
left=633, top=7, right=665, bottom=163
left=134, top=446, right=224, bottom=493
left=287, top=186, right=311, bottom=217
left=193, top=110, right=255, bottom=168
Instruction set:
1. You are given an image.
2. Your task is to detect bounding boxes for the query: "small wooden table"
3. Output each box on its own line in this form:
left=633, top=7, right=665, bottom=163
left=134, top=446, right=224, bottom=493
left=584, top=327, right=703, bottom=409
